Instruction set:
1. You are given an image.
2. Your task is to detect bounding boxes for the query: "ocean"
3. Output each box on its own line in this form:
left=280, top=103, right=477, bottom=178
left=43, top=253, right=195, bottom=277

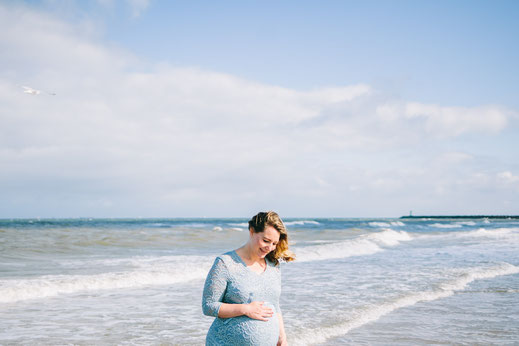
left=1, top=217, right=518, bottom=345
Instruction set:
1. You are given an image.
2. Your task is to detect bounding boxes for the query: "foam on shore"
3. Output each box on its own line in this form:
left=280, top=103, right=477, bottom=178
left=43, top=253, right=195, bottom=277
left=290, top=262, right=519, bottom=345
left=0, top=256, right=211, bottom=304
left=295, top=229, right=412, bottom=262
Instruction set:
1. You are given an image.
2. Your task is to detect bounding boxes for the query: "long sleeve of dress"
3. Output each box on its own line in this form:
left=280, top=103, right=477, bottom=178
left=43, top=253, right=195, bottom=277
left=202, top=257, right=228, bottom=317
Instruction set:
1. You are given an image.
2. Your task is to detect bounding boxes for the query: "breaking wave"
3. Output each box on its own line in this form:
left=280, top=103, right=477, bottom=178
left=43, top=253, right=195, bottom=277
left=368, top=221, right=405, bottom=228
left=284, top=220, right=321, bottom=226
left=295, top=229, right=412, bottom=262
left=0, top=256, right=212, bottom=304
left=290, top=262, right=519, bottom=345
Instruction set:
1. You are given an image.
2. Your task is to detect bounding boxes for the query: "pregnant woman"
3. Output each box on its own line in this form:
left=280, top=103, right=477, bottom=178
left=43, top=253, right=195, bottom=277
left=202, top=211, right=295, bottom=345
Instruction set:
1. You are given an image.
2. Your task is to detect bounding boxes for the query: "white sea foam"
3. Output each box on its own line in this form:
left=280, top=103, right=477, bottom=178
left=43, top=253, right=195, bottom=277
left=284, top=220, right=320, bottom=226
left=419, top=227, right=519, bottom=241
left=227, top=220, right=321, bottom=228
left=149, top=223, right=171, bottom=228
left=295, top=229, right=412, bottom=262
left=430, top=220, right=477, bottom=228
left=0, top=256, right=212, bottom=304
left=456, top=221, right=476, bottom=226
left=431, top=223, right=463, bottom=228
left=213, top=226, right=243, bottom=231
left=54, top=255, right=205, bottom=269
left=368, top=221, right=405, bottom=228
left=304, top=240, right=337, bottom=244
left=367, top=228, right=412, bottom=245
left=452, top=227, right=518, bottom=239
left=229, top=222, right=249, bottom=227
left=290, top=262, right=519, bottom=345
left=368, top=222, right=390, bottom=227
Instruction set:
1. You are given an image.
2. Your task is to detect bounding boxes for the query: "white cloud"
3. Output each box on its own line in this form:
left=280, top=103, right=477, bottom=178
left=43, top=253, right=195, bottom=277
left=405, top=102, right=509, bottom=136
left=126, top=0, right=150, bottom=18
left=434, top=152, right=473, bottom=165
left=0, top=3, right=518, bottom=217
left=97, top=0, right=116, bottom=7
left=302, top=85, right=372, bottom=104
left=0, top=4, right=132, bottom=80
left=497, top=171, right=519, bottom=185
left=375, top=101, right=511, bottom=137
left=96, top=0, right=151, bottom=17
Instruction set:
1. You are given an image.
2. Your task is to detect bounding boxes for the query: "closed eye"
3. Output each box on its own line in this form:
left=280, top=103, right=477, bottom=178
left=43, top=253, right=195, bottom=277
left=264, top=238, right=278, bottom=246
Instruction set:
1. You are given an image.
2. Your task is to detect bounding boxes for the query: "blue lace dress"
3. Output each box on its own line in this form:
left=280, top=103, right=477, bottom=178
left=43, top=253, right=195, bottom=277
left=202, top=250, right=281, bottom=345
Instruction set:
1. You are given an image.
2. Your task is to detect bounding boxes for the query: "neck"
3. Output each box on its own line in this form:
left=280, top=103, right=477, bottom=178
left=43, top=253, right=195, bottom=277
left=242, top=242, right=263, bottom=263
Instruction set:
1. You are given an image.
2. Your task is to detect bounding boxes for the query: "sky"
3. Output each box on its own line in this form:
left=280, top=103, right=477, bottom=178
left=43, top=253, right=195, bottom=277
left=1, top=0, right=518, bottom=218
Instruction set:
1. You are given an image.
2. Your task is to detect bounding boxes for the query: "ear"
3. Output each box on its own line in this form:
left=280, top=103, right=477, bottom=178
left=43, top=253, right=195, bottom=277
left=249, top=227, right=254, bottom=237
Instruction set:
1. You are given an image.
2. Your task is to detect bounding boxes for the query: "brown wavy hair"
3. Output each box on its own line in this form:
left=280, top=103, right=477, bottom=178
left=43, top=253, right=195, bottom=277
left=248, top=211, right=296, bottom=265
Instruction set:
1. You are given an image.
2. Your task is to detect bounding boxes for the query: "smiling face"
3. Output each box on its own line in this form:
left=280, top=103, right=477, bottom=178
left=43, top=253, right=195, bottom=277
left=250, top=225, right=280, bottom=259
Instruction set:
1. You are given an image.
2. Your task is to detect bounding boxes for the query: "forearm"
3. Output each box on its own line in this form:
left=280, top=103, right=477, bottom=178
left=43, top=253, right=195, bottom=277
left=278, top=312, right=287, bottom=344
left=217, top=303, right=247, bottom=318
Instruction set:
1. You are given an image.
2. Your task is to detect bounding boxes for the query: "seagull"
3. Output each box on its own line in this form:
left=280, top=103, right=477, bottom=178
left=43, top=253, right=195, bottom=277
left=22, top=86, right=40, bottom=95
left=21, top=85, right=56, bottom=96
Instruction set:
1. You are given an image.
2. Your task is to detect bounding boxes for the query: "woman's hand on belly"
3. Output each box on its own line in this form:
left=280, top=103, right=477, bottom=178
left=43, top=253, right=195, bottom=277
left=243, top=301, right=274, bottom=321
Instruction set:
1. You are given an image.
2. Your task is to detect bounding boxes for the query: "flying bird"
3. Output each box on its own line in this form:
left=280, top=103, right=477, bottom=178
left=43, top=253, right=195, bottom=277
left=21, top=85, right=56, bottom=96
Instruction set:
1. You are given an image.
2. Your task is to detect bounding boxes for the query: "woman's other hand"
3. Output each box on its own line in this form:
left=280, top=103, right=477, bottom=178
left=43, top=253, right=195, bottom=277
left=277, top=337, right=288, bottom=346
left=244, top=301, right=273, bottom=321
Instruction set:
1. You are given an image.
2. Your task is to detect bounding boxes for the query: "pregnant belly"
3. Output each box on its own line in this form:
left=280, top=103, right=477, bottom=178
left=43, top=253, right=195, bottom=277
left=208, top=313, right=279, bottom=346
